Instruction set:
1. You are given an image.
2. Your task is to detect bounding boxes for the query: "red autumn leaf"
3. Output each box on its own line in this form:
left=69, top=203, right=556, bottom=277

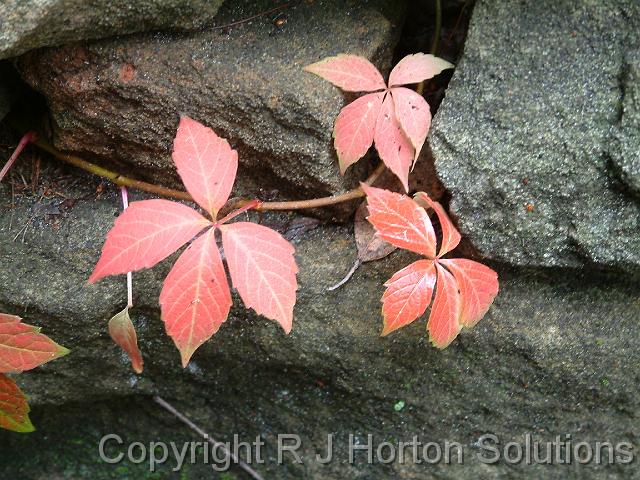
left=306, top=53, right=452, bottom=186
left=364, top=188, right=499, bottom=348
left=427, top=263, right=462, bottom=348
left=89, top=199, right=211, bottom=283
left=221, top=222, right=298, bottom=334
left=0, top=374, right=34, bottom=433
left=439, top=259, right=499, bottom=328
left=0, top=314, right=69, bottom=373
left=304, top=54, right=386, bottom=92
left=172, top=116, right=238, bottom=218
left=361, top=184, right=436, bottom=258
left=381, top=260, right=436, bottom=336
left=414, top=192, right=461, bottom=257
left=391, top=87, right=432, bottom=163
left=108, top=307, right=144, bottom=374
left=91, top=118, right=299, bottom=366
left=373, top=94, right=414, bottom=191
left=160, top=229, right=232, bottom=367
left=388, top=53, right=454, bottom=87
left=333, top=92, right=384, bottom=174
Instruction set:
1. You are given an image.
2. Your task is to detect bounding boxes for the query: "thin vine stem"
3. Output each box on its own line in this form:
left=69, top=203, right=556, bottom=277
left=416, top=0, right=442, bottom=95
left=28, top=135, right=384, bottom=212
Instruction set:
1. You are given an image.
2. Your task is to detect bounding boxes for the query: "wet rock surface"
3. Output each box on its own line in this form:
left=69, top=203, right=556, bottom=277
left=0, top=178, right=638, bottom=479
left=0, top=0, right=225, bottom=59
left=16, top=0, right=405, bottom=216
left=430, top=0, right=640, bottom=272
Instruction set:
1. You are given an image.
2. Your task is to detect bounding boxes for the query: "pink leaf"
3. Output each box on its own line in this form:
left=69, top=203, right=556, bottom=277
left=304, top=54, right=386, bottom=92
left=108, top=307, right=144, bottom=374
left=374, top=94, right=414, bottom=191
left=89, top=199, right=211, bottom=283
left=159, top=229, right=232, bottom=367
left=391, top=87, right=432, bottom=161
left=427, top=263, right=462, bottom=348
left=381, top=260, right=436, bottom=336
left=221, top=222, right=298, bottom=333
left=414, top=192, right=461, bottom=257
left=0, top=374, right=34, bottom=432
left=388, top=53, right=454, bottom=87
left=173, top=116, right=238, bottom=218
left=333, top=92, right=385, bottom=174
left=0, top=316, right=69, bottom=374
left=361, top=184, right=437, bottom=258
left=440, top=259, right=499, bottom=328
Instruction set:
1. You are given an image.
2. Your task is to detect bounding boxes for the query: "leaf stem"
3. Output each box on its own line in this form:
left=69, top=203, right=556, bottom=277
left=0, top=131, right=36, bottom=182
left=27, top=135, right=385, bottom=212
left=216, top=198, right=262, bottom=224
left=416, top=0, right=442, bottom=95
left=121, top=186, right=134, bottom=309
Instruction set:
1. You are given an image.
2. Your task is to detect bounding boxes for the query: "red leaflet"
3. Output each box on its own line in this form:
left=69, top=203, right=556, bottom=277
left=108, top=307, right=144, bottom=374
left=388, top=53, right=454, bottom=87
left=0, top=374, right=33, bottom=433
left=391, top=87, right=431, bottom=163
left=0, top=313, right=67, bottom=432
left=91, top=118, right=299, bottom=366
left=0, top=315, right=69, bottom=373
left=439, top=259, right=499, bottom=328
left=364, top=188, right=499, bottom=348
left=89, top=200, right=211, bottom=283
left=160, top=229, right=231, bottom=367
left=221, top=222, right=298, bottom=333
left=374, top=95, right=414, bottom=192
left=427, top=263, right=462, bottom=348
left=173, top=116, right=238, bottom=218
left=414, top=192, right=461, bottom=257
left=381, top=260, right=436, bottom=336
left=304, top=54, right=386, bottom=92
left=361, top=184, right=436, bottom=258
left=334, top=92, right=384, bottom=174
left=306, top=53, right=453, bottom=188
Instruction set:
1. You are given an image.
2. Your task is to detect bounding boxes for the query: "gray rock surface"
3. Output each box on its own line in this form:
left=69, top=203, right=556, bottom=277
left=16, top=0, right=405, bottom=216
left=430, top=0, right=640, bottom=272
left=0, top=0, right=225, bottom=60
left=610, top=49, right=640, bottom=197
left=0, top=178, right=638, bottom=479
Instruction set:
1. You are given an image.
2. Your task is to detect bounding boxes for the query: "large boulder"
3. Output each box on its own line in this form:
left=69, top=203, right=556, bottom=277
left=430, top=0, right=640, bottom=272
left=0, top=0, right=225, bottom=59
left=0, top=178, right=638, bottom=479
left=15, top=0, right=406, bottom=215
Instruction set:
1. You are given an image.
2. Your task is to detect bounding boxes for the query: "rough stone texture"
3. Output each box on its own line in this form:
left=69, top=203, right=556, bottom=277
left=609, top=49, right=640, bottom=197
left=0, top=179, right=638, bottom=479
left=16, top=0, right=406, bottom=216
left=0, top=0, right=225, bottom=60
left=429, top=0, right=640, bottom=272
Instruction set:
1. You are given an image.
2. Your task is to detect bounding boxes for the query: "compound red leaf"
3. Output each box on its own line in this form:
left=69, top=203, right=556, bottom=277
left=334, top=92, right=385, bottom=174
left=374, top=94, right=414, bottom=191
left=221, top=222, right=298, bottom=333
left=414, top=192, right=461, bottom=257
left=427, top=263, right=463, bottom=348
left=0, top=316, right=69, bottom=373
left=440, top=259, right=499, bottom=328
left=355, top=200, right=396, bottom=263
left=108, top=307, right=144, bottom=374
left=391, top=87, right=432, bottom=162
left=0, top=374, right=34, bottom=432
left=361, top=184, right=437, bottom=258
left=159, top=229, right=232, bottom=367
left=304, top=54, right=386, bottom=92
left=388, top=53, right=454, bottom=87
left=173, top=116, right=238, bottom=218
left=381, top=260, right=436, bottom=336
left=89, top=199, right=211, bottom=283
